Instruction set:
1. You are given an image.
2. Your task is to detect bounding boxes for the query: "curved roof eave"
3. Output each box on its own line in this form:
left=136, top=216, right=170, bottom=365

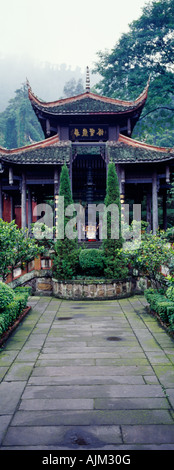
left=27, top=77, right=150, bottom=114
left=0, top=135, right=60, bottom=155
left=107, top=134, right=174, bottom=163
left=117, top=134, right=173, bottom=153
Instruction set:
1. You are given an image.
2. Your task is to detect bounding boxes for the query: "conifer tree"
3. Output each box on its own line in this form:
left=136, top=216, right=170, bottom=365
left=102, top=162, right=128, bottom=279
left=52, top=164, right=79, bottom=279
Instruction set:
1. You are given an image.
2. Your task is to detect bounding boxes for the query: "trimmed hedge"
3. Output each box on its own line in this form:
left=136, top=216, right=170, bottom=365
left=0, top=284, right=30, bottom=337
left=166, top=286, right=174, bottom=302
left=144, top=288, right=174, bottom=331
left=0, top=282, right=15, bottom=311
left=79, top=249, right=104, bottom=276
left=156, top=301, right=174, bottom=322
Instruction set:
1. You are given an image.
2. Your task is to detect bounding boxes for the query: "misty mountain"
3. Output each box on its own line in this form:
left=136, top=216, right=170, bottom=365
left=0, top=55, right=98, bottom=112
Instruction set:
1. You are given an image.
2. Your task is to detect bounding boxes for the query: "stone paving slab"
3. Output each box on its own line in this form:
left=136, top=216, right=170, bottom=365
left=21, top=383, right=165, bottom=399
left=0, top=295, right=174, bottom=450
left=8, top=409, right=174, bottom=426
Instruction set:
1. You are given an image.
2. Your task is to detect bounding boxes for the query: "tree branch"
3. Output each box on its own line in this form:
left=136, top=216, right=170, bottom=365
left=139, top=106, right=174, bottom=121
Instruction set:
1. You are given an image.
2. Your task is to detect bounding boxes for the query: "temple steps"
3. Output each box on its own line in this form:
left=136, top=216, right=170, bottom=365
left=78, top=241, right=102, bottom=249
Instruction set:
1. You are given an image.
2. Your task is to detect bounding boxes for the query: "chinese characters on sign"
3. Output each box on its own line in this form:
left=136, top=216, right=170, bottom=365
left=70, top=125, right=108, bottom=141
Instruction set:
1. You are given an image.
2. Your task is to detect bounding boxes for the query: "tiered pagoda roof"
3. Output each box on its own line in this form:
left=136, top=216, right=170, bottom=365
left=0, top=73, right=173, bottom=166
left=0, top=134, right=173, bottom=165
left=27, top=80, right=149, bottom=116
left=107, top=134, right=174, bottom=163
left=0, top=135, right=71, bottom=164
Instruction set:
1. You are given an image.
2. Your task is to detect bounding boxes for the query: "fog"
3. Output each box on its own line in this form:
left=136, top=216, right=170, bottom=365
left=0, top=55, right=99, bottom=112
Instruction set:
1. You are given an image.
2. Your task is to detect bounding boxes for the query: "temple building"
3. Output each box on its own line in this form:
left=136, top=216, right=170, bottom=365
left=0, top=67, right=173, bottom=237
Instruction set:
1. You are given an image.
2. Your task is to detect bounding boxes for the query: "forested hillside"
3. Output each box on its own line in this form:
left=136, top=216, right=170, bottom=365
left=0, top=84, right=44, bottom=149
left=93, top=0, right=174, bottom=147
left=0, top=0, right=173, bottom=150
left=0, top=78, right=85, bottom=149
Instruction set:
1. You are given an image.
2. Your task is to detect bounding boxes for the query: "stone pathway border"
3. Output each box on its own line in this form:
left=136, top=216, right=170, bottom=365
left=0, top=295, right=174, bottom=450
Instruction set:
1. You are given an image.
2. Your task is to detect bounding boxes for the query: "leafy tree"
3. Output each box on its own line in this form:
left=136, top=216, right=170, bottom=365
left=63, top=78, right=84, bottom=98
left=0, top=84, right=44, bottom=149
left=126, top=230, right=173, bottom=284
left=0, top=219, right=43, bottom=280
left=93, top=0, right=174, bottom=146
left=102, top=163, right=128, bottom=279
left=52, top=164, right=80, bottom=279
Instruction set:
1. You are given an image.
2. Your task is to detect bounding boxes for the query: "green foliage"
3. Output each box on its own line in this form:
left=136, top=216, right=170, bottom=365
left=156, top=301, right=174, bottom=322
left=93, top=0, right=174, bottom=146
left=58, top=164, right=73, bottom=207
left=0, top=282, right=15, bottom=311
left=166, top=286, right=174, bottom=301
left=14, top=293, right=28, bottom=312
left=168, top=310, right=174, bottom=330
left=0, top=219, right=43, bottom=280
left=102, top=162, right=121, bottom=244
left=126, top=231, right=173, bottom=283
left=52, top=165, right=80, bottom=280
left=63, top=78, right=84, bottom=98
left=102, top=163, right=128, bottom=279
left=14, top=286, right=32, bottom=296
left=53, top=238, right=79, bottom=280
left=103, top=248, right=129, bottom=280
left=31, top=222, right=54, bottom=251
left=144, top=288, right=174, bottom=327
left=79, top=249, right=104, bottom=276
left=0, top=84, right=44, bottom=149
left=0, top=283, right=30, bottom=338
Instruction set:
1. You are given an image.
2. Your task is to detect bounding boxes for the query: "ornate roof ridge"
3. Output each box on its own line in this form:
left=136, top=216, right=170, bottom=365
left=27, top=78, right=149, bottom=110
left=117, top=133, right=173, bottom=153
left=0, top=134, right=60, bottom=155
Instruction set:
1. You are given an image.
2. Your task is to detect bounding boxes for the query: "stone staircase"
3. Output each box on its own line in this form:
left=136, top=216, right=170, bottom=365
left=78, top=240, right=102, bottom=249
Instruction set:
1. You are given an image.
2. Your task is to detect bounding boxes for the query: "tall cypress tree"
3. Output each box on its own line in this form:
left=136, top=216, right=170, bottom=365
left=102, top=162, right=128, bottom=279
left=52, top=164, right=79, bottom=279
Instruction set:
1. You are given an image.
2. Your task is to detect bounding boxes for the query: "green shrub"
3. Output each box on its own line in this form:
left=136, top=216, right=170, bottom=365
left=144, top=288, right=174, bottom=324
left=102, top=163, right=124, bottom=278
left=167, top=305, right=174, bottom=320
left=144, top=288, right=156, bottom=302
left=169, top=313, right=174, bottom=330
left=52, top=164, right=80, bottom=280
left=0, top=219, right=43, bottom=281
left=166, top=286, right=174, bottom=302
left=0, top=282, right=15, bottom=311
left=53, top=238, right=79, bottom=280
left=103, top=248, right=129, bottom=279
left=14, top=286, right=32, bottom=296
left=156, top=301, right=174, bottom=322
left=4, top=299, right=20, bottom=326
left=144, top=291, right=164, bottom=311
left=0, top=314, right=6, bottom=333
left=14, top=293, right=28, bottom=312
left=79, top=249, right=104, bottom=276
left=0, top=288, right=29, bottom=338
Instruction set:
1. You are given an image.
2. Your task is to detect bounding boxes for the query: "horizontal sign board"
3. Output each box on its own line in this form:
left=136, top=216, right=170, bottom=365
left=69, top=125, right=108, bottom=141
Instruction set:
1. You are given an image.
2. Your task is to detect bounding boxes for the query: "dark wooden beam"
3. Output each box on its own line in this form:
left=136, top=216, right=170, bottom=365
left=28, top=186, right=32, bottom=230
left=21, top=172, right=27, bottom=230
left=0, top=177, right=3, bottom=219
left=146, top=191, right=152, bottom=232
left=152, top=171, right=158, bottom=234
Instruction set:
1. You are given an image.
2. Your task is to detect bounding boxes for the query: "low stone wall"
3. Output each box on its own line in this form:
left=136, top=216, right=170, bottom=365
left=8, top=270, right=149, bottom=299
left=52, top=277, right=148, bottom=300
left=8, top=270, right=53, bottom=296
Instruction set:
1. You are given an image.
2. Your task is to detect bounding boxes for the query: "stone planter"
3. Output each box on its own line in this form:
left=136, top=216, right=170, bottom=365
left=7, top=269, right=148, bottom=299
left=52, top=277, right=144, bottom=300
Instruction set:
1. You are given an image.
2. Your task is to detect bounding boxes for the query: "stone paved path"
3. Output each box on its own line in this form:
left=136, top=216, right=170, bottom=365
left=0, top=295, right=174, bottom=450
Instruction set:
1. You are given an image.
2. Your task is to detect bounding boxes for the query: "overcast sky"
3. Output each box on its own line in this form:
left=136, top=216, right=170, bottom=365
left=0, top=0, right=148, bottom=72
